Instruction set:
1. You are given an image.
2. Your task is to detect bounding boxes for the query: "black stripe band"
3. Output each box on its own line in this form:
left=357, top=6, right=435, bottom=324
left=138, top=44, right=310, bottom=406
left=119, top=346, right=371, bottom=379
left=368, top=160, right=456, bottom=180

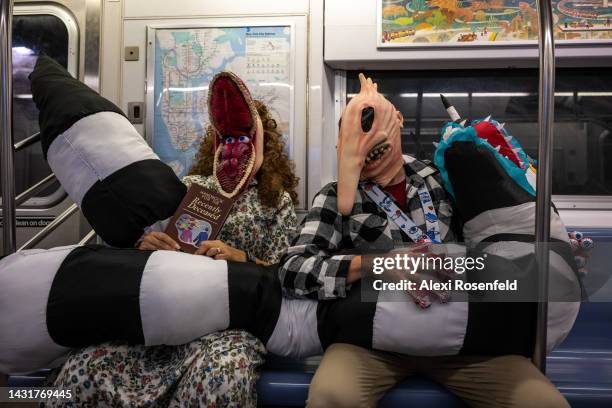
left=29, top=55, right=126, bottom=158
left=81, top=159, right=186, bottom=248
left=461, top=233, right=581, bottom=356
left=46, top=245, right=152, bottom=347
left=316, top=278, right=379, bottom=350
left=444, top=142, right=534, bottom=222
left=459, top=251, right=538, bottom=357
left=227, top=262, right=282, bottom=344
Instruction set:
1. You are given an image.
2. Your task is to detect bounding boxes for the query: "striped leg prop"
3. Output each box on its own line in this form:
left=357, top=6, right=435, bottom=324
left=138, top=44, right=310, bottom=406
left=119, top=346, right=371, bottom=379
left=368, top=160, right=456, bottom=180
left=0, top=246, right=284, bottom=374
left=0, top=241, right=580, bottom=375
left=30, top=55, right=186, bottom=247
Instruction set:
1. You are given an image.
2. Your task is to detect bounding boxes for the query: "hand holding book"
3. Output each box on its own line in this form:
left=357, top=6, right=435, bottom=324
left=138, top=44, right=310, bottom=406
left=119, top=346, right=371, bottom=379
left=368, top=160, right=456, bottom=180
left=164, top=185, right=234, bottom=254
left=194, top=240, right=247, bottom=262
left=138, top=231, right=181, bottom=251
left=139, top=232, right=251, bottom=263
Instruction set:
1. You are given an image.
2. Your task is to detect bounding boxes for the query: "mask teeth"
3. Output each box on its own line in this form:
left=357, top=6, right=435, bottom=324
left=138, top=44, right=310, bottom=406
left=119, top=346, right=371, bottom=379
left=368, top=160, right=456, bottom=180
left=484, top=115, right=492, bottom=122
left=365, top=144, right=389, bottom=164
left=497, top=122, right=506, bottom=130
left=460, top=119, right=467, bottom=127
left=494, top=145, right=501, bottom=152
left=504, top=136, right=513, bottom=143
left=433, top=142, right=439, bottom=148
left=212, top=143, right=256, bottom=198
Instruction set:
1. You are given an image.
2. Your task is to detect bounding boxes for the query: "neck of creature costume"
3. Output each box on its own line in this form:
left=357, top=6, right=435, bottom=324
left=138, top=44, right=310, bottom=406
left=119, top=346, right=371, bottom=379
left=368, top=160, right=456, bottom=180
left=379, top=166, right=406, bottom=188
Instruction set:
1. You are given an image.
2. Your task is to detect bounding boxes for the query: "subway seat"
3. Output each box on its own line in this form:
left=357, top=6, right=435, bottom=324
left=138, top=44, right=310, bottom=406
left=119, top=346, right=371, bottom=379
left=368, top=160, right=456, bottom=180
left=8, top=231, right=612, bottom=407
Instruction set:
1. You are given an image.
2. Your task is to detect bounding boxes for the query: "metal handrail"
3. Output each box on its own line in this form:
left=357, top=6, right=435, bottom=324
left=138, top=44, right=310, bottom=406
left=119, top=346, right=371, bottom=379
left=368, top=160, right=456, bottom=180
left=0, top=1, right=14, bottom=384
left=78, top=229, right=96, bottom=246
left=533, top=0, right=556, bottom=374
left=18, top=203, right=79, bottom=251
left=0, top=0, right=15, bottom=256
left=15, top=173, right=57, bottom=206
left=13, top=131, right=41, bottom=152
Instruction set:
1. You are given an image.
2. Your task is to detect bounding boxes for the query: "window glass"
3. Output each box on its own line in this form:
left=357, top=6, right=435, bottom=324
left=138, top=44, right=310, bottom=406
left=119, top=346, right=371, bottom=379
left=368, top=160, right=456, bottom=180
left=347, top=69, right=612, bottom=196
left=10, top=14, right=69, bottom=201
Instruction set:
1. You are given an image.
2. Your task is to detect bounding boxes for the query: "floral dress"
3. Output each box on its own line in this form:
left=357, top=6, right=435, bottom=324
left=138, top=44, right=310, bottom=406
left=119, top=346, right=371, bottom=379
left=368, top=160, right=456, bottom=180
left=47, top=175, right=297, bottom=407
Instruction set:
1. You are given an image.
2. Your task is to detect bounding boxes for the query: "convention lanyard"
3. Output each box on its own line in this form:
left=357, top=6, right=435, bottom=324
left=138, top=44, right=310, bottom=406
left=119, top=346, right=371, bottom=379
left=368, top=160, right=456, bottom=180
left=362, top=182, right=441, bottom=244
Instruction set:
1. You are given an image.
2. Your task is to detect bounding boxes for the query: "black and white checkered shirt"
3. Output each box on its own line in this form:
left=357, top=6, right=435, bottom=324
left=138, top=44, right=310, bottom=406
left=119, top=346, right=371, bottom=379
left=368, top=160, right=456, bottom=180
left=278, top=155, right=458, bottom=300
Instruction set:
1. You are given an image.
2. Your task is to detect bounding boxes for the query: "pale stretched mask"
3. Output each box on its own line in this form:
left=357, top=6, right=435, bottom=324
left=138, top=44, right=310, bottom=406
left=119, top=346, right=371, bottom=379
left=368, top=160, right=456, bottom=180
left=209, top=71, right=264, bottom=198
left=337, top=74, right=404, bottom=215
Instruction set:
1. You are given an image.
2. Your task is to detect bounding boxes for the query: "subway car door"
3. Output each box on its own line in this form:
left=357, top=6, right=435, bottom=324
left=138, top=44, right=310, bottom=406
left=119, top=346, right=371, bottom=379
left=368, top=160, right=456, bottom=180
left=1, top=0, right=100, bottom=250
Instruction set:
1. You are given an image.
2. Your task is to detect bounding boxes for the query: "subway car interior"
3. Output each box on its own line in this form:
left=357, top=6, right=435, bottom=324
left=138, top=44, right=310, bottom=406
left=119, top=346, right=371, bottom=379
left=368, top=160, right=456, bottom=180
left=1, top=0, right=612, bottom=407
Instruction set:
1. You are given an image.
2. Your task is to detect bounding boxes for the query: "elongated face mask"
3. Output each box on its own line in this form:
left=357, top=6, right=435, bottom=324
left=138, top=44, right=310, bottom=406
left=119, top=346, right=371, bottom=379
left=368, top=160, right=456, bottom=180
left=336, top=74, right=404, bottom=215
left=208, top=72, right=261, bottom=198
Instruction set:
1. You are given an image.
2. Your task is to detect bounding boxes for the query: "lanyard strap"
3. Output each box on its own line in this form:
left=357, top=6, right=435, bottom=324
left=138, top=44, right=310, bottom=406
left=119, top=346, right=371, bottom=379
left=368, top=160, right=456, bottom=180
left=362, top=182, right=441, bottom=244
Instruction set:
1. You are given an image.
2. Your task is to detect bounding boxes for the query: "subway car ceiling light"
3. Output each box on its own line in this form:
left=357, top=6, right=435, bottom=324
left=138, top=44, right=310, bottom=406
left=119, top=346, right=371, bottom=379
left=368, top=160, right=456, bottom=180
left=347, top=92, right=612, bottom=98
left=164, top=83, right=291, bottom=93
left=165, top=86, right=209, bottom=92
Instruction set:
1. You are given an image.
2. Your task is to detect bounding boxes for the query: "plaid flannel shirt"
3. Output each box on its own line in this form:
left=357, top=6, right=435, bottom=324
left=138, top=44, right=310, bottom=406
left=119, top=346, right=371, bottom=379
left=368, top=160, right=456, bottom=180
left=278, top=155, right=458, bottom=300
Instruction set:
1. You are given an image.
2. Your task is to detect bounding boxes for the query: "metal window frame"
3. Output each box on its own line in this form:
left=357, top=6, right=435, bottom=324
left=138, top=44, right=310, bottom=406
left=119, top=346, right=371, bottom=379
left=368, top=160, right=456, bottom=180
left=14, top=4, right=78, bottom=77
left=8, top=3, right=79, bottom=208
left=334, top=70, right=612, bottom=211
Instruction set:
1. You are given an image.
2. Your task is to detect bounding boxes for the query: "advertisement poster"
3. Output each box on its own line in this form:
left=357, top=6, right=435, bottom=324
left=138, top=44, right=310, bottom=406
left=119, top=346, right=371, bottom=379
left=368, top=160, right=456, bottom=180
left=378, top=0, right=612, bottom=46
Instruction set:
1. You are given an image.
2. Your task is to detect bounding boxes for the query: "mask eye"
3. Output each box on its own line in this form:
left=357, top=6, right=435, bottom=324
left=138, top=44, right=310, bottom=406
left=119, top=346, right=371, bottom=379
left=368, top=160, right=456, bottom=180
left=238, top=135, right=250, bottom=143
left=225, top=136, right=235, bottom=144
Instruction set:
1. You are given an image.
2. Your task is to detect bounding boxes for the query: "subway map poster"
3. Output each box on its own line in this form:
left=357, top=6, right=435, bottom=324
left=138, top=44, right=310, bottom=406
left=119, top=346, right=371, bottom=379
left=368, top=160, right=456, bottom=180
left=148, top=26, right=292, bottom=178
left=378, top=0, right=612, bottom=46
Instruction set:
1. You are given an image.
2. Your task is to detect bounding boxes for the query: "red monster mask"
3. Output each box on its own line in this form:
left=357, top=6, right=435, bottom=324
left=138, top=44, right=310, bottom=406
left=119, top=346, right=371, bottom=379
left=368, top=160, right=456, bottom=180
left=208, top=71, right=260, bottom=198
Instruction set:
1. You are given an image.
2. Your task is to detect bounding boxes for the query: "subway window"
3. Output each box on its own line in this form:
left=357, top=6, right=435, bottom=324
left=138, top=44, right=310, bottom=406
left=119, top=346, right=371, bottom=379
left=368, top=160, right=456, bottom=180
left=346, top=69, right=612, bottom=196
left=9, top=10, right=77, bottom=207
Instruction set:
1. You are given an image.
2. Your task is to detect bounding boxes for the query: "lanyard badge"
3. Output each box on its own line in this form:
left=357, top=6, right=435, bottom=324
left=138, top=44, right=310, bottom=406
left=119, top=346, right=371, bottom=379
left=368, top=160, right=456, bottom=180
left=362, top=181, right=445, bottom=309
left=363, top=182, right=441, bottom=244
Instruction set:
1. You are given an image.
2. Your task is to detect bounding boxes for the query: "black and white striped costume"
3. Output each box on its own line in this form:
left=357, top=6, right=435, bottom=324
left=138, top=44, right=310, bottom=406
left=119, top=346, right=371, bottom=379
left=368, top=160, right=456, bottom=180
left=0, top=56, right=581, bottom=375
left=0, top=235, right=580, bottom=375
left=30, top=55, right=186, bottom=247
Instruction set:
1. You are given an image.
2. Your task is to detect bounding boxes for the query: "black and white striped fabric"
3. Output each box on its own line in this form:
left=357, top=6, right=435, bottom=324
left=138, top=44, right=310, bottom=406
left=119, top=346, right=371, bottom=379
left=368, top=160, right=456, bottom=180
left=30, top=55, right=186, bottom=247
left=0, top=238, right=579, bottom=374
left=0, top=245, right=284, bottom=374
left=0, top=58, right=580, bottom=375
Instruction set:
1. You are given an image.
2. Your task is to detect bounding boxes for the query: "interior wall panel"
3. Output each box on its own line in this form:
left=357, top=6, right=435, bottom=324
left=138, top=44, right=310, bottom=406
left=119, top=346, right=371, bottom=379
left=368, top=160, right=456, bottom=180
left=325, top=0, right=612, bottom=69
left=123, top=0, right=309, bottom=19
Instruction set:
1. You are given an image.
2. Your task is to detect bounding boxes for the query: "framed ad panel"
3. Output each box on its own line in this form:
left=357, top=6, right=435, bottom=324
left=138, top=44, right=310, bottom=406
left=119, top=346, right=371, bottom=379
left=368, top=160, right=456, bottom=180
left=146, top=16, right=308, bottom=208
left=377, top=0, right=612, bottom=48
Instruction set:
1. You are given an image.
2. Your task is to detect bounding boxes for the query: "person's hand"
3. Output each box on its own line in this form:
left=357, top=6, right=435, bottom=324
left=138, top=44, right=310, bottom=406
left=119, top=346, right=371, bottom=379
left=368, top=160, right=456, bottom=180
left=338, top=74, right=398, bottom=171
left=195, top=240, right=247, bottom=262
left=336, top=73, right=403, bottom=215
left=138, top=231, right=180, bottom=251
left=347, top=256, right=362, bottom=284
left=381, top=244, right=451, bottom=309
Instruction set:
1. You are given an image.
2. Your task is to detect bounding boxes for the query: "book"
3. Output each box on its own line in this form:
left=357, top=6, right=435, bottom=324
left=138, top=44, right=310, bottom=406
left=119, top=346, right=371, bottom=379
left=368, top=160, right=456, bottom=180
left=164, top=184, right=234, bottom=253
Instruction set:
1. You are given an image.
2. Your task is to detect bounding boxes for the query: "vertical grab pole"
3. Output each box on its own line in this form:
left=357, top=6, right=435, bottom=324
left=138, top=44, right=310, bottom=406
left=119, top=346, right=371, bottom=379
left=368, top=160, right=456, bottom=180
left=533, top=0, right=556, bottom=373
left=0, top=0, right=15, bottom=256
left=0, top=0, right=14, bottom=386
